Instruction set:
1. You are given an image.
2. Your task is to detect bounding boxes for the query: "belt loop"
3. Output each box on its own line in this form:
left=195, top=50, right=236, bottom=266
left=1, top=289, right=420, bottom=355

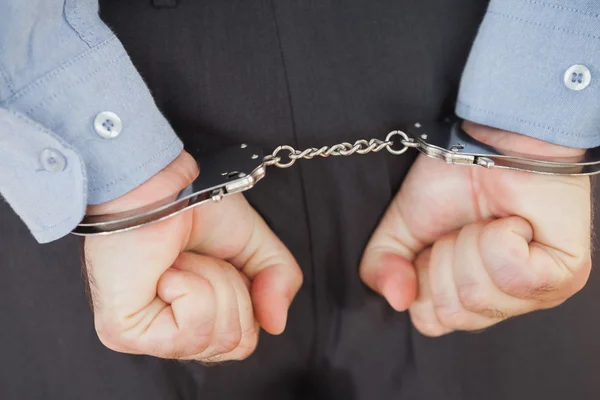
left=151, top=0, right=179, bottom=9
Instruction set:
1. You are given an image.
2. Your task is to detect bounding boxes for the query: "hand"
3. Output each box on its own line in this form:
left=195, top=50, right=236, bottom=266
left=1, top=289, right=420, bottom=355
left=360, top=121, right=592, bottom=336
left=83, top=151, right=302, bottom=361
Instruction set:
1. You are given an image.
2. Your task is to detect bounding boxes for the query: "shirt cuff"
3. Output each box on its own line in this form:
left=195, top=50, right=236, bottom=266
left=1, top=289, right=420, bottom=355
left=1, top=35, right=183, bottom=243
left=456, top=0, right=600, bottom=149
left=0, top=108, right=86, bottom=244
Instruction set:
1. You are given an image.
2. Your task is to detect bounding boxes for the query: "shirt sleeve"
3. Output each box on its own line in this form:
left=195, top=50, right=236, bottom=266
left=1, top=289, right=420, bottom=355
left=456, top=0, right=600, bottom=149
left=0, top=0, right=183, bottom=243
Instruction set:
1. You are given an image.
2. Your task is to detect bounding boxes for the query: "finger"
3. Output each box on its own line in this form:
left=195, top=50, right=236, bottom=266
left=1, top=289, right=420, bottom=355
left=93, top=251, right=258, bottom=362
left=93, top=252, right=219, bottom=359
left=170, top=253, right=258, bottom=362
left=451, top=222, right=538, bottom=325
left=408, top=249, right=451, bottom=337
left=187, top=194, right=303, bottom=335
left=479, top=216, right=591, bottom=302
left=427, top=232, right=494, bottom=331
left=173, top=253, right=245, bottom=360
left=360, top=249, right=417, bottom=312
left=201, top=261, right=259, bottom=362
left=360, top=156, right=484, bottom=311
left=359, top=196, right=420, bottom=311
left=85, top=213, right=192, bottom=328
left=483, top=170, right=591, bottom=277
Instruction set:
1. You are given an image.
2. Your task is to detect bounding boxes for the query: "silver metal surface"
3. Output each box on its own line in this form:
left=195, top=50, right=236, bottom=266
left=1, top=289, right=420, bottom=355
left=406, top=118, right=600, bottom=176
left=72, top=143, right=266, bottom=236
left=263, top=131, right=412, bottom=168
left=73, top=116, right=600, bottom=237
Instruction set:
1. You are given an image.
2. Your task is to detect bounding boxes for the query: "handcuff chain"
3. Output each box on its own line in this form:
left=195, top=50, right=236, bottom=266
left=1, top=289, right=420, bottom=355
left=263, top=130, right=416, bottom=169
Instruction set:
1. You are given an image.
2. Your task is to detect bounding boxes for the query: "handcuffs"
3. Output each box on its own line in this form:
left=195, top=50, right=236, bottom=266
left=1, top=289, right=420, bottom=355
left=72, top=117, right=600, bottom=236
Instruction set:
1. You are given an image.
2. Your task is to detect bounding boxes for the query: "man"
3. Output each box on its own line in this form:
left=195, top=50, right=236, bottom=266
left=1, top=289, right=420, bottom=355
left=1, top=0, right=600, bottom=399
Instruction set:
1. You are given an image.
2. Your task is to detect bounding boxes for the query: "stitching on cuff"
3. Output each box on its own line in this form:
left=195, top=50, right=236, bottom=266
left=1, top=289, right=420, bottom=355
left=89, top=137, right=182, bottom=194
left=456, top=101, right=600, bottom=140
left=0, top=62, right=15, bottom=98
left=30, top=215, right=77, bottom=233
left=1, top=35, right=119, bottom=105
left=487, top=11, right=600, bottom=40
left=5, top=109, right=88, bottom=232
left=23, top=52, right=127, bottom=116
left=521, top=0, right=600, bottom=18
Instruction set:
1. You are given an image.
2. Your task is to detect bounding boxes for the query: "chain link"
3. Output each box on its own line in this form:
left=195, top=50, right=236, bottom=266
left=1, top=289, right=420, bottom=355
left=263, top=130, right=415, bottom=168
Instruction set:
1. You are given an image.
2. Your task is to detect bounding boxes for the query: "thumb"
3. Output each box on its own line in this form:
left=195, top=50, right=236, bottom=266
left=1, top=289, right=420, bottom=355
left=360, top=198, right=423, bottom=311
left=187, top=194, right=303, bottom=335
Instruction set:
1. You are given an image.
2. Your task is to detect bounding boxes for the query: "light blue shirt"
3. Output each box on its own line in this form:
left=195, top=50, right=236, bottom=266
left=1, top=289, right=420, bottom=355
left=456, top=0, right=600, bottom=148
left=0, top=0, right=598, bottom=243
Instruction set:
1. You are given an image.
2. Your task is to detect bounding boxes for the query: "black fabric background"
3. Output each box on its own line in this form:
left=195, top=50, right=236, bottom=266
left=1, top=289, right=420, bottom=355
left=1, top=1, right=600, bottom=399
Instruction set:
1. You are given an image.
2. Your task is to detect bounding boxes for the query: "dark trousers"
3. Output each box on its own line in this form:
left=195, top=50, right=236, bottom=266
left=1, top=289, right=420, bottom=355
left=2, top=1, right=600, bottom=398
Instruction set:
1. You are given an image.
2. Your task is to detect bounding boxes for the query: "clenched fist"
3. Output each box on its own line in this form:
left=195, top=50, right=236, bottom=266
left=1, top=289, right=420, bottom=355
left=83, top=151, right=302, bottom=362
left=360, top=121, right=592, bottom=336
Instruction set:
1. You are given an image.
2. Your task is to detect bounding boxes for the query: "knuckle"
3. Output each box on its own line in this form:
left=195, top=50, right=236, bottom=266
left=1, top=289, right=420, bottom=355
left=574, top=256, right=592, bottom=281
left=527, top=268, right=567, bottom=300
left=456, top=281, right=491, bottom=314
left=214, top=329, right=243, bottom=354
left=410, top=313, right=451, bottom=338
left=527, top=280, right=560, bottom=299
left=187, top=332, right=213, bottom=356
left=568, top=256, right=592, bottom=295
left=95, top=318, right=128, bottom=351
left=489, top=262, right=529, bottom=295
left=429, top=288, right=469, bottom=330
left=578, top=256, right=593, bottom=275
left=490, top=261, right=557, bottom=301
left=235, top=330, right=259, bottom=360
left=433, top=301, right=469, bottom=330
left=154, top=343, right=187, bottom=360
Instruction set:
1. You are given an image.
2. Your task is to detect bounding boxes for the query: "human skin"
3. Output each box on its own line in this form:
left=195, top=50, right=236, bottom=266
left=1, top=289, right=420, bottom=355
left=360, top=121, right=591, bottom=336
left=83, top=120, right=591, bottom=361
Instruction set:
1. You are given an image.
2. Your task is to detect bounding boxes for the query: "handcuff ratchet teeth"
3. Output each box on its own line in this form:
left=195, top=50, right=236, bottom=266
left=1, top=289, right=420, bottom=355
left=72, top=117, right=600, bottom=236
left=409, top=118, right=600, bottom=176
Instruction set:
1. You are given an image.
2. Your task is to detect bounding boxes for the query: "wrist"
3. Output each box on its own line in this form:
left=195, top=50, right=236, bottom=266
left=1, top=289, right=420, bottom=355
left=87, top=150, right=199, bottom=216
left=461, top=120, right=586, bottom=159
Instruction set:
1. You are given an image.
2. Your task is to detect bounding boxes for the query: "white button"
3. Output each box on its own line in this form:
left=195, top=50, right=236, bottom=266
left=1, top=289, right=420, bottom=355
left=564, top=65, right=591, bottom=91
left=39, top=149, right=66, bottom=173
left=94, top=111, right=123, bottom=139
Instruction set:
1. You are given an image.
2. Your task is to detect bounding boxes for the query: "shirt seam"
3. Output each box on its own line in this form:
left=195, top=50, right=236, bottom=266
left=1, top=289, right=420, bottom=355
left=1, top=34, right=119, bottom=106
left=64, top=0, right=94, bottom=48
left=521, top=0, right=600, bottom=19
left=487, top=10, right=600, bottom=40
left=456, top=101, right=600, bottom=139
left=88, top=137, right=181, bottom=194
